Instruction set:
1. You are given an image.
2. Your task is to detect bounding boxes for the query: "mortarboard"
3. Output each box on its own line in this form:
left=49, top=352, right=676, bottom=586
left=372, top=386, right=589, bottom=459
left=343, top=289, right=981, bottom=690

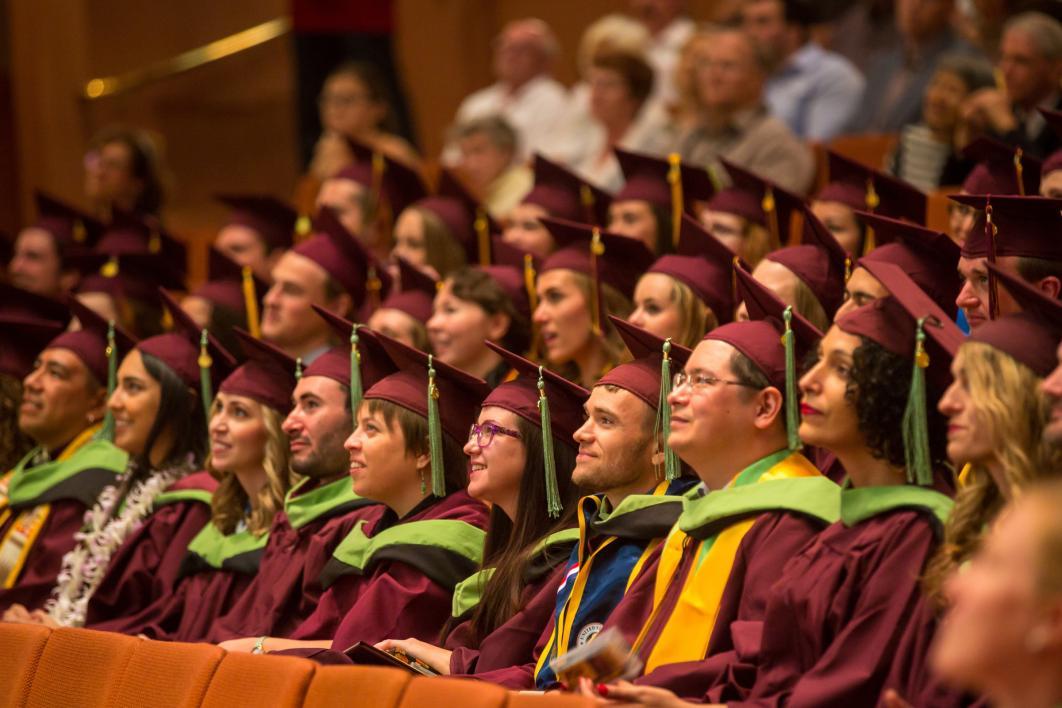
left=764, top=204, right=849, bottom=319
left=521, top=154, right=612, bottom=226
left=310, top=305, right=397, bottom=408
left=48, top=297, right=136, bottom=387
left=31, top=191, right=104, bottom=251
left=816, top=151, right=927, bottom=237
left=960, top=136, right=1042, bottom=196
left=219, top=328, right=298, bottom=414
left=215, top=194, right=297, bottom=252
left=0, top=316, right=68, bottom=379
left=189, top=247, right=269, bottom=336
left=338, top=137, right=429, bottom=219
left=292, top=206, right=392, bottom=309
left=379, top=258, right=438, bottom=324
left=709, top=159, right=805, bottom=250
left=0, top=283, right=71, bottom=325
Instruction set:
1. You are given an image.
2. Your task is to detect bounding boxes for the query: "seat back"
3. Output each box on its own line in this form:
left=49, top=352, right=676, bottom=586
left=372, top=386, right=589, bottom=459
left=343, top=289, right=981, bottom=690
left=303, top=665, right=411, bottom=708
left=0, top=623, right=53, bottom=708
left=24, top=627, right=139, bottom=708
left=397, top=675, right=509, bottom=708
left=505, top=692, right=600, bottom=708
left=111, top=639, right=225, bottom=708
left=199, top=651, right=315, bottom=708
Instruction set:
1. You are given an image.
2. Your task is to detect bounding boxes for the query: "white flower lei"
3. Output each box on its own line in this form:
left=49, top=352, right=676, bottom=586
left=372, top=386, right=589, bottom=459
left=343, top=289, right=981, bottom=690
left=45, top=456, right=194, bottom=627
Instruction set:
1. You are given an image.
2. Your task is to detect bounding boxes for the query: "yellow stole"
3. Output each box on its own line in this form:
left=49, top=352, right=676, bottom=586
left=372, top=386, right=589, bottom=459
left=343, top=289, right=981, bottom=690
left=635, top=451, right=823, bottom=672
left=0, top=427, right=100, bottom=587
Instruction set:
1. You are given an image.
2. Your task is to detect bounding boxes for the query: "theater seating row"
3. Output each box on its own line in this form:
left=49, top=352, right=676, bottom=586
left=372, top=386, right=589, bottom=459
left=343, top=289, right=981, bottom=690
left=0, top=624, right=594, bottom=708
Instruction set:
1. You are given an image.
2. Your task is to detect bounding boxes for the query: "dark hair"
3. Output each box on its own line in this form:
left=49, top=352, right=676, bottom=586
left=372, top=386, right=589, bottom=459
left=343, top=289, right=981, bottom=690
left=124, top=296, right=165, bottom=340
left=934, top=52, right=996, bottom=93
left=729, top=349, right=790, bottom=436
left=364, top=398, right=468, bottom=494
left=325, top=61, right=400, bottom=134
left=1016, top=256, right=1062, bottom=287
left=88, top=126, right=167, bottom=216
left=1, top=375, right=36, bottom=470
left=650, top=203, right=674, bottom=257
left=139, top=350, right=207, bottom=468
left=464, top=415, right=580, bottom=644
left=417, top=207, right=469, bottom=279
left=447, top=267, right=531, bottom=354
left=590, top=50, right=655, bottom=109
left=206, top=304, right=246, bottom=356
left=846, top=337, right=949, bottom=468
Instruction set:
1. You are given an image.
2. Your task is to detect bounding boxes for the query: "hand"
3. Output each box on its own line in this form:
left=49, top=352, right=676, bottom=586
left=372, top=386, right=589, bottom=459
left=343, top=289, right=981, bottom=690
left=575, top=677, right=706, bottom=706
left=2, top=603, right=33, bottom=623
left=218, top=636, right=267, bottom=653
left=374, top=637, right=452, bottom=675
left=309, top=131, right=353, bottom=180
left=882, top=689, right=914, bottom=708
left=961, top=88, right=1018, bottom=134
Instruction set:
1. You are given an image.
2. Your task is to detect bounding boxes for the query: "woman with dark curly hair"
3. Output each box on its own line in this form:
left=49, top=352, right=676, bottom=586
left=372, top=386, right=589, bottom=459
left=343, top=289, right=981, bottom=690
left=591, top=268, right=963, bottom=707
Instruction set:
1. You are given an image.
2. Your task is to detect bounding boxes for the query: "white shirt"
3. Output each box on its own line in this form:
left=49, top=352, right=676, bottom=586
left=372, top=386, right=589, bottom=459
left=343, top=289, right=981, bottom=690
left=444, top=75, right=570, bottom=165
left=646, top=17, right=696, bottom=108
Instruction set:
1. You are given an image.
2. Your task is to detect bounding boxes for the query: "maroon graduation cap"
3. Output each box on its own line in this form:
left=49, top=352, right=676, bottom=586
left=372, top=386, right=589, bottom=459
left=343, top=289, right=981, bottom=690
left=647, top=214, right=748, bottom=324
left=413, top=169, right=499, bottom=267
left=598, top=316, right=693, bottom=412
left=310, top=305, right=397, bottom=394
left=969, top=261, right=1062, bottom=377
left=138, top=289, right=238, bottom=391
left=539, top=217, right=654, bottom=335
left=816, top=150, right=927, bottom=225
left=0, top=315, right=68, bottom=379
left=190, top=247, right=269, bottom=335
left=337, top=137, right=429, bottom=219
left=48, top=298, right=137, bottom=386
left=709, top=158, right=806, bottom=249
left=220, top=328, right=298, bottom=414
left=764, top=204, right=849, bottom=319
left=476, top=236, right=536, bottom=320
left=32, top=191, right=105, bottom=251
left=215, top=194, right=297, bottom=251
left=369, top=332, right=490, bottom=495
left=96, top=210, right=187, bottom=270
left=380, top=257, right=438, bottom=324
left=292, top=206, right=393, bottom=309
left=522, top=153, right=612, bottom=226
left=960, top=136, right=1042, bottom=196
left=0, top=283, right=71, bottom=325
left=855, top=211, right=962, bottom=318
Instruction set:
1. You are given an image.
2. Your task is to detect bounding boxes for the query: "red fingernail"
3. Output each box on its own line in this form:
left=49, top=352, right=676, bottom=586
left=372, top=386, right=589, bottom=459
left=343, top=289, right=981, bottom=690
left=596, top=684, right=609, bottom=697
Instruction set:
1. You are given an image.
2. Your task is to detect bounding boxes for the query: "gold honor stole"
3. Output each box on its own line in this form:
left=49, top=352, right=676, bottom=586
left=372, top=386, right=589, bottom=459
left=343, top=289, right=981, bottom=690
left=634, top=451, right=838, bottom=672
left=0, top=427, right=101, bottom=587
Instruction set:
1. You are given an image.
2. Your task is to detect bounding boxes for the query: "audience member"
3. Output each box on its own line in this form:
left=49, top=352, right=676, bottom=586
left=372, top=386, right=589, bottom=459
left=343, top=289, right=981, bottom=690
left=450, top=116, right=532, bottom=219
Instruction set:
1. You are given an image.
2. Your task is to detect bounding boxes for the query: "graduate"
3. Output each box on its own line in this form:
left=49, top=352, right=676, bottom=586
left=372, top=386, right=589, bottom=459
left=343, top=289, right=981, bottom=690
left=629, top=215, right=744, bottom=348
left=179, top=246, right=269, bottom=355
left=375, top=343, right=587, bottom=675
left=88, top=330, right=298, bottom=640
left=224, top=330, right=490, bottom=653
left=0, top=299, right=129, bottom=614
left=834, top=212, right=961, bottom=321
left=881, top=265, right=1062, bottom=708
left=8, top=191, right=104, bottom=298
left=594, top=272, right=838, bottom=695
left=526, top=317, right=700, bottom=691
left=426, top=239, right=534, bottom=387
left=209, top=307, right=387, bottom=642
left=4, top=289, right=235, bottom=628
left=534, top=217, right=652, bottom=387
left=212, top=193, right=297, bottom=283
left=366, top=257, right=435, bottom=351
left=502, top=154, right=612, bottom=258
left=624, top=263, right=963, bottom=707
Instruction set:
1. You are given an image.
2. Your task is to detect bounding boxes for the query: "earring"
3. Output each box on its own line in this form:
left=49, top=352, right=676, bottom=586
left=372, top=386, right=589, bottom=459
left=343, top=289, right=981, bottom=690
left=420, top=469, right=426, bottom=495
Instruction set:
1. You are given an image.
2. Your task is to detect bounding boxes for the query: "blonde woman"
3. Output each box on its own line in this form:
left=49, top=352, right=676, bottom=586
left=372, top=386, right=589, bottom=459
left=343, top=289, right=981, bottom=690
left=882, top=264, right=1062, bottom=708
left=86, top=330, right=298, bottom=641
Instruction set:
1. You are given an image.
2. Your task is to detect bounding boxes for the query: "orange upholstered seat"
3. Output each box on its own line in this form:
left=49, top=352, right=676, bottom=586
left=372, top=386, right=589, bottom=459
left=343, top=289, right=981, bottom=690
left=24, top=627, right=139, bottom=708
left=397, top=676, right=509, bottom=708
left=505, top=691, right=600, bottom=707
left=111, top=638, right=225, bottom=708
left=199, top=651, right=316, bottom=708
left=0, top=623, right=53, bottom=708
left=303, top=664, right=411, bottom=708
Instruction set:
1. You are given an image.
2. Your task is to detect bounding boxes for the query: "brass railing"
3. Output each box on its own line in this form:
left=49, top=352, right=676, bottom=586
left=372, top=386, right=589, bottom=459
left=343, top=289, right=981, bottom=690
left=81, top=16, right=290, bottom=100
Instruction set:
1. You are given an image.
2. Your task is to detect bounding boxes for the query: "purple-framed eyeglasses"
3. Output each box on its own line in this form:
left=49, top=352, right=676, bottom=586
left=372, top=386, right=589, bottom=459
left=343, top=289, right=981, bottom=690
left=468, top=421, right=522, bottom=448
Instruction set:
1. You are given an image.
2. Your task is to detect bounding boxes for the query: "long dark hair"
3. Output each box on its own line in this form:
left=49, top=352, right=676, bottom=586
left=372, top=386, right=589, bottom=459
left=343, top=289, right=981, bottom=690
left=89, top=126, right=167, bottom=216
left=138, top=350, right=208, bottom=469
left=462, top=416, right=581, bottom=644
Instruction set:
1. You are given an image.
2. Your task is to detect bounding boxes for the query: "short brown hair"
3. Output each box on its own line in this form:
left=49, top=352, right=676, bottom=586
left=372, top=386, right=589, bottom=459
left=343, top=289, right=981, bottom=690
left=591, top=50, right=655, bottom=109
left=447, top=267, right=530, bottom=353
left=364, top=398, right=469, bottom=494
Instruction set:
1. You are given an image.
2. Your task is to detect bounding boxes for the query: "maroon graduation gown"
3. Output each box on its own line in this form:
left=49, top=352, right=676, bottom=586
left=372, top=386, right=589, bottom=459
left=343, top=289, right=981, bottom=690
left=447, top=561, right=569, bottom=682
left=208, top=483, right=381, bottom=642
left=84, top=472, right=216, bottom=631
left=609, top=512, right=827, bottom=697
left=708, top=508, right=946, bottom=706
left=290, top=491, right=489, bottom=649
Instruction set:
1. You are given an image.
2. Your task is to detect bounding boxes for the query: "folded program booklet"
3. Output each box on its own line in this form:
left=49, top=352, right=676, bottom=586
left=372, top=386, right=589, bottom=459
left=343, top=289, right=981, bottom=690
left=343, top=641, right=440, bottom=676
left=548, top=627, right=643, bottom=686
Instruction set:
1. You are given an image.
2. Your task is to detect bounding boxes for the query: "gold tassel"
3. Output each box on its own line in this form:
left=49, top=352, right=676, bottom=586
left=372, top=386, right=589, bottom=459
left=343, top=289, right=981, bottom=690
left=241, top=265, right=261, bottom=338
left=667, top=153, right=682, bottom=249
left=580, top=183, right=596, bottom=225
left=589, top=228, right=604, bottom=336
left=863, top=178, right=879, bottom=255
left=762, top=186, right=780, bottom=250
left=475, top=208, right=491, bottom=267
left=73, top=219, right=87, bottom=243
left=1014, top=147, right=1025, bottom=196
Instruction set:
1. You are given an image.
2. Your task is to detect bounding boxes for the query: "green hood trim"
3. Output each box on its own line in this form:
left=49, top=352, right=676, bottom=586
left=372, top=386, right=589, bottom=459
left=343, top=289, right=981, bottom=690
left=841, top=485, right=953, bottom=530
left=323, top=518, right=486, bottom=590
left=450, top=527, right=582, bottom=619
left=284, top=476, right=372, bottom=529
left=6, top=439, right=127, bottom=508
left=154, top=488, right=214, bottom=508
left=451, top=567, right=495, bottom=619
left=185, top=521, right=269, bottom=572
left=593, top=492, right=687, bottom=541
left=679, top=476, right=840, bottom=540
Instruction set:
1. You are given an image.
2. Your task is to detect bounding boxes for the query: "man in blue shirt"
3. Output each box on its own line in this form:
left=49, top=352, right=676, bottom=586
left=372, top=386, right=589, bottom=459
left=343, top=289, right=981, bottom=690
left=741, top=0, right=864, bottom=141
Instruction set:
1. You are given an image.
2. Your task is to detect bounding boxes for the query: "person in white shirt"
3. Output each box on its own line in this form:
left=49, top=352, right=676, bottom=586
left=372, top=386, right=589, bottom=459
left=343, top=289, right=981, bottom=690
left=629, top=0, right=695, bottom=108
left=443, top=19, right=568, bottom=165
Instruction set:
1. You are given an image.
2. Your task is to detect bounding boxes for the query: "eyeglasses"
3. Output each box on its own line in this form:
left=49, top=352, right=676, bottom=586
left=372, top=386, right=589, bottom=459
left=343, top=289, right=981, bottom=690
left=672, top=371, right=755, bottom=393
left=468, top=421, right=522, bottom=448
